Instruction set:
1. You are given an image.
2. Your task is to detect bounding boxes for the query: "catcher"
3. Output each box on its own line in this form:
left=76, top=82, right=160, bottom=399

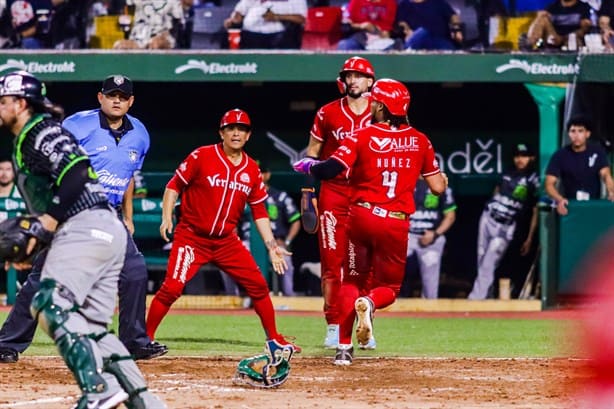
left=0, top=70, right=166, bottom=408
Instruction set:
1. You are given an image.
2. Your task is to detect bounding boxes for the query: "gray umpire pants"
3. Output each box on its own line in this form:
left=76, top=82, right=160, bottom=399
left=468, top=210, right=515, bottom=300
left=407, top=234, right=446, bottom=299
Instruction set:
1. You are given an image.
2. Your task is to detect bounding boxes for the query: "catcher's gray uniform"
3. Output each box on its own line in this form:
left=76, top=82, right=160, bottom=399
left=407, top=180, right=456, bottom=299
left=468, top=167, right=539, bottom=300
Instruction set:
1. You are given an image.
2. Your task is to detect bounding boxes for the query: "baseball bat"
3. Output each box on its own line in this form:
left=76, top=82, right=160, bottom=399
left=519, top=245, right=540, bottom=300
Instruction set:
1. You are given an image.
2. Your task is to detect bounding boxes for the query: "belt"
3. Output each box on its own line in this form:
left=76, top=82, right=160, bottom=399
left=490, top=211, right=513, bottom=225
left=356, top=202, right=407, bottom=220
left=90, top=202, right=113, bottom=212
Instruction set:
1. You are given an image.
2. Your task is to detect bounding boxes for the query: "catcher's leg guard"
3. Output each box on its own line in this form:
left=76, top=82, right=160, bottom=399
left=30, top=279, right=107, bottom=394
left=103, top=354, right=147, bottom=409
left=97, top=333, right=167, bottom=409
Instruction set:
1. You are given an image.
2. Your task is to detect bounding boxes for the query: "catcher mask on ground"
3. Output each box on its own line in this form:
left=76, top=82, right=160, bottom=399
left=233, top=353, right=291, bottom=389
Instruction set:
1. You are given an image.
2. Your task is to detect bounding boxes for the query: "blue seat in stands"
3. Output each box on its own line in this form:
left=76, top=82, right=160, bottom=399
left=190, top=5, right=235, bottom=49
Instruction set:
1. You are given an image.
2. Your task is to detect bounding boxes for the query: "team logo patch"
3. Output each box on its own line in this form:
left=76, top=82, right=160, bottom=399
left=112, top=75, right=125, bottom=86
left=3, top=74, right=24, bottom=94
left=240, top=172, right=251, bottom=183
left=128, top=150, right=138, bottom=163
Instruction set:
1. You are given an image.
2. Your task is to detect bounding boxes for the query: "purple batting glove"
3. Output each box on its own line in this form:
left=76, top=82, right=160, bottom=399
left=292, top=157, right=317, bottom=174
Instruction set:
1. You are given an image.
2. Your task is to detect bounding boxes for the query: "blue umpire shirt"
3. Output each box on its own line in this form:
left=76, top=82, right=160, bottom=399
left=62, top=110, right=150, bottom=208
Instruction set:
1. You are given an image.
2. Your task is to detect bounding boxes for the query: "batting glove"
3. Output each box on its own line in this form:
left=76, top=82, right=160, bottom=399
left=292, top=157, right=318, bottom=175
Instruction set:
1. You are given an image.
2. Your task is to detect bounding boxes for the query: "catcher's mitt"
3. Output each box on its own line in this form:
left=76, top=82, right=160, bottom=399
left=0, top=216, right=53, bottom=263
left=300, top=187, right=319, bottom=234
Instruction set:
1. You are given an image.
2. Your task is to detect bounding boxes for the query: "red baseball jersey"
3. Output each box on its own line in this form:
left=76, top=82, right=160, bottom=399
left=346, top=0, right=398, bottom=32
left=331, top=123, right=440, bottom=214
left=310, top=96, right=372, bottom=185
left=168, top=143, right=267, bottom=237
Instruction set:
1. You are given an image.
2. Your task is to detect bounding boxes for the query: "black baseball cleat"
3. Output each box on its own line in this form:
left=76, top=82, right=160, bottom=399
left=130, top=341, right=168, bottom=361
left=0, top=347, right=18, bottom=363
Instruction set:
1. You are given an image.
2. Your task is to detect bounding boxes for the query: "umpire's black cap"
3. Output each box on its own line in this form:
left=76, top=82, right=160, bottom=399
left=101, top=75, right=133, bottom=96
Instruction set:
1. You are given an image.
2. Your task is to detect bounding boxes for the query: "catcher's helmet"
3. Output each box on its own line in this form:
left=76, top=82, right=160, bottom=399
left=367, top=78, right=410, bottom=116
left=0, top=70, right=47, bottom=105
left=219, top=108, right=251, bottom=130
left=339, top=56, right=375, bottom=80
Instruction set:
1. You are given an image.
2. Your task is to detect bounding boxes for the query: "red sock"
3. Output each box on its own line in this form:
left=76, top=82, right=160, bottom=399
left=146, top=295, right=171, bottom=340
left=253, top=296, right=278, bottom=340
left=338, top=283, right=359, bottom=345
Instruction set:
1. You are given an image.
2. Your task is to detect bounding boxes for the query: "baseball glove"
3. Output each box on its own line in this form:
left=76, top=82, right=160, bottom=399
left=300, top=187, right=319, bottom=234
left=0, top=216, right=54, bottom=263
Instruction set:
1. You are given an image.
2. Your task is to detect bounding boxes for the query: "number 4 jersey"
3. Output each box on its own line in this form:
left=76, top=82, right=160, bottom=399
left=331, top=122, right=441, bottom=215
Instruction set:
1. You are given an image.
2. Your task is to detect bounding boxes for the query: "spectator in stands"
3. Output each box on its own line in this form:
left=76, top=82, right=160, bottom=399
left=5, top=0, right=59, bottom=48
left=223, top=0, right=307, bottom=49
left=545, top=116, right=614, bottom=216
left=336, top=0, right=398, bottom=51
left=176, top=0, right=194, bottom=48
left=523, top=0, right=592, bottom=50
left=598, top=0, right=614, bottom=50
left=48, top=0, right=89, bottom=48
left=393, top=0, right=464, bottom=50
left=113, top=0, right=185, bottom=49
left=0, top=0, right=17, bottom=48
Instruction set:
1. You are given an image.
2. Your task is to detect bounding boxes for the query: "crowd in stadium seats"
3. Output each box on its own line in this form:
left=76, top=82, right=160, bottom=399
left=0, top=0, right=612, bottom=51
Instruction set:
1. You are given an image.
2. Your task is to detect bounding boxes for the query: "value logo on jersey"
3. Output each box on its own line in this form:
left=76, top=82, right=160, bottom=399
left=369, top=136, right=419, bottom=153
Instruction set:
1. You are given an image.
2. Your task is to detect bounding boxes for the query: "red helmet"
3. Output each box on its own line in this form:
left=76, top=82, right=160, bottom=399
left=339, top=56, right=375, bottom=79
left=368, top=79, right=410, bottom=116
left=337, top=56, right=375, bottom=94
left=219, top=108, right=251, bottom=129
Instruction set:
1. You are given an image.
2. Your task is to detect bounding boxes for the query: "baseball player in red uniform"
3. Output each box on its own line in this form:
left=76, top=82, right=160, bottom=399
left=145, top=109, right=300, bottom=355
left=294, top=79, right=447, bottom=365
left=305, top=56, right=376, bottom=349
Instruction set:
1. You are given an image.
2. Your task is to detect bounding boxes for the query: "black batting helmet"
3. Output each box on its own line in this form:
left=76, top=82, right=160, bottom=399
left=0, top=70, right=47, bottom=105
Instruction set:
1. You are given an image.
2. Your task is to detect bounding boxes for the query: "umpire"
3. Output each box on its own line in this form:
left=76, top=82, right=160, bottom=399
left=0, top=74, right=167, bottom=363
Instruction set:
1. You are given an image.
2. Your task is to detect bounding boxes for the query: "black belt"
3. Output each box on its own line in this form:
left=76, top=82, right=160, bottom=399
left=90, top=202, right=113, bottom=212
left=356, top=202, right=407, bottom=220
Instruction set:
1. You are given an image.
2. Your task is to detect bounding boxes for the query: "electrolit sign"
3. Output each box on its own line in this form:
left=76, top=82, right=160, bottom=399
left=435, top=138, right=502, bottom=175
left=0, top=59, right=76, bottom=74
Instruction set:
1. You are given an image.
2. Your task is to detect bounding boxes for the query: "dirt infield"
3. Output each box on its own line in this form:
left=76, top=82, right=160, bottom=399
left=0, top=355, right=589, bottom=408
